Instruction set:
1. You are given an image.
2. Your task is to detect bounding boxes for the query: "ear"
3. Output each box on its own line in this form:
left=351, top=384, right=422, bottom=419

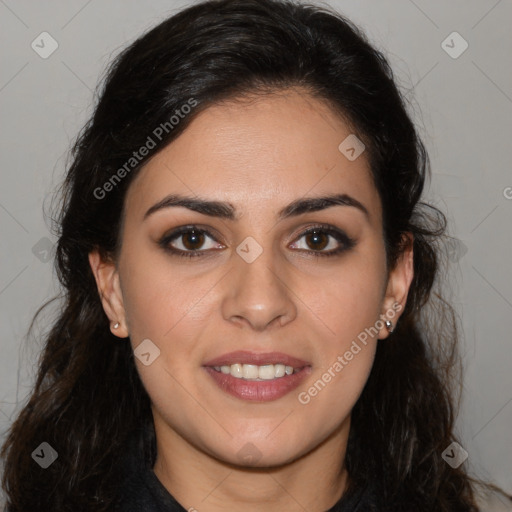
left=88, top=249, right=129, bottom=338
left=378, top=233, right=414, bottom=340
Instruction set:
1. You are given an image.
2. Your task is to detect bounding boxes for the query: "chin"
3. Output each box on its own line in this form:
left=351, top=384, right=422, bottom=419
left=205, top=433, right=313, bottom=469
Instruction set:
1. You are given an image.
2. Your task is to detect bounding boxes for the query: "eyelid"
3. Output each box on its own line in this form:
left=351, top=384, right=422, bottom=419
left=289, top=223, right=356, bottom=256
left=158, top=223, right=355, bottom=258
left=158, top=225, right=225, bottom=256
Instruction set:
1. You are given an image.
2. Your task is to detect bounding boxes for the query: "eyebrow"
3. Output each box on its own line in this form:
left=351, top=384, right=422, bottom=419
left=143, top=193, right=370, bottom=222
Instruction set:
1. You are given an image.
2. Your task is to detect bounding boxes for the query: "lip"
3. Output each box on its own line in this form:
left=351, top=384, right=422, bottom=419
left=203, top=351, right=312, bottom=402
left=203, top=350, right=310, bottom=368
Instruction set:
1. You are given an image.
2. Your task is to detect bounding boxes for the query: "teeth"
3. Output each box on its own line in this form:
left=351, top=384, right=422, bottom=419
left=231, top=363, right=243, bottom=378
left=275, top=364, right=285, bottom=377
left=243, top=364, right=259, bottom=379
left=216, top=363, right=299, bottom=380
left=258, top=364, right=275, bottom=380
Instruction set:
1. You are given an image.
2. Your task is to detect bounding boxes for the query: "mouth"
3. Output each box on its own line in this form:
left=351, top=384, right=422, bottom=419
left=211, top=363, right=300, bottom=380
left=203, top=351, right=311, bottom=402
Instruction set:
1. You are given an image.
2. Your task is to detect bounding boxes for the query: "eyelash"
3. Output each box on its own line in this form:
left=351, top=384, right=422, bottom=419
left=158, top=224, right=356, bottom=259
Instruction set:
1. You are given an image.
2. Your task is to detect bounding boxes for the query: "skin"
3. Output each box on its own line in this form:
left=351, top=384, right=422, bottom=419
left=89, top=88, right=413, bottom=512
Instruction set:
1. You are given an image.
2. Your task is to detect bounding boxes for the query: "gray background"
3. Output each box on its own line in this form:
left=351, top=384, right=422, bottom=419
left=1, top=0, right=511, bottom=505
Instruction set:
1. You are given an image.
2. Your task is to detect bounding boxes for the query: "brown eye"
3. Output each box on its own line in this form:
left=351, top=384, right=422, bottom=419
left=290, top=225, right=356, bottom=257
left=159, top=226, right=224, bottom=258
left=181, top=229, right=205, bottom=250
left=304, top=230, right=329, bottom=251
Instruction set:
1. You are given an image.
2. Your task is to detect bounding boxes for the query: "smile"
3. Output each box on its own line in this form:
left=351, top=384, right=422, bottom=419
left=212, top=363, right=299, bottom=380
left=203, top=351, right=311, bottom=401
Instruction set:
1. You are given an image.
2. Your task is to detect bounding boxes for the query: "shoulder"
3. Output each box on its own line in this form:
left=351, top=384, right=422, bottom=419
left=113, top=426, right=186, bottom=512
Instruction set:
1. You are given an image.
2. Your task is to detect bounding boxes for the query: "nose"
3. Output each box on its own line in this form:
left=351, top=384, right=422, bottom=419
left=221, top=246, right=297, bottom=332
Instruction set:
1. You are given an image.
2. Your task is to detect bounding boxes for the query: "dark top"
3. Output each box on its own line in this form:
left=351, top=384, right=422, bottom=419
left=114, top=426, right=380, bottom=512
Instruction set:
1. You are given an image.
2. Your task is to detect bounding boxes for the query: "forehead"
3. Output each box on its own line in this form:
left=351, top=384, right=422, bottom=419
left=125, top=89, right=381, bottom=225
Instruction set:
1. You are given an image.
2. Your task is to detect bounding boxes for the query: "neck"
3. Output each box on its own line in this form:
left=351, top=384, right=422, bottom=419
left=152, top=416, right=351, bottom=512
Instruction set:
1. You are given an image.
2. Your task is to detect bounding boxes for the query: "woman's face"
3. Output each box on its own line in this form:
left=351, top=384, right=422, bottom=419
left=91, top=88, right=412, bottom=468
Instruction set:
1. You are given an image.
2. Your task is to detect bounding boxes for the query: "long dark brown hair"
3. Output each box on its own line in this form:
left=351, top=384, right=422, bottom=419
left=1, top=0, right=498, bottom=510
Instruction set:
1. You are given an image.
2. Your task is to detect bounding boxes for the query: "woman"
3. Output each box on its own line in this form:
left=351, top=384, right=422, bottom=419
left=1, top=0, right=503, bottom=510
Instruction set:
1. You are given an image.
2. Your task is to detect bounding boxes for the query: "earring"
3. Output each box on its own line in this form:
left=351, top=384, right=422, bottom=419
left=113, top=322, right=120, bottom=329
left=385, top=320, right=394, bottom=333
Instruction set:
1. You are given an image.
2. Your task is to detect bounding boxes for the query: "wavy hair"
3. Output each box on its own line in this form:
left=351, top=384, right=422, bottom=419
left=1, top=0, right=491, bottom=510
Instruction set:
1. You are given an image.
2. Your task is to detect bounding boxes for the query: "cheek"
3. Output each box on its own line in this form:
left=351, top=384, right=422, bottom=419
left=304, top=253, right=386, bottom=346
left=296, top=270, right=381, bottom=432
left=295, top=342, right=376, bottom=450
left=119, top=254, right=211, bottom=343
left=294, top=251, right=384, bottom=409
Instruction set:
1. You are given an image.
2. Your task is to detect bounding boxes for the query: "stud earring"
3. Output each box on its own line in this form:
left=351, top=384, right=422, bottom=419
left=113, top=322, right=120, bottom=329
left=385, top=319, right=394, bottom=333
